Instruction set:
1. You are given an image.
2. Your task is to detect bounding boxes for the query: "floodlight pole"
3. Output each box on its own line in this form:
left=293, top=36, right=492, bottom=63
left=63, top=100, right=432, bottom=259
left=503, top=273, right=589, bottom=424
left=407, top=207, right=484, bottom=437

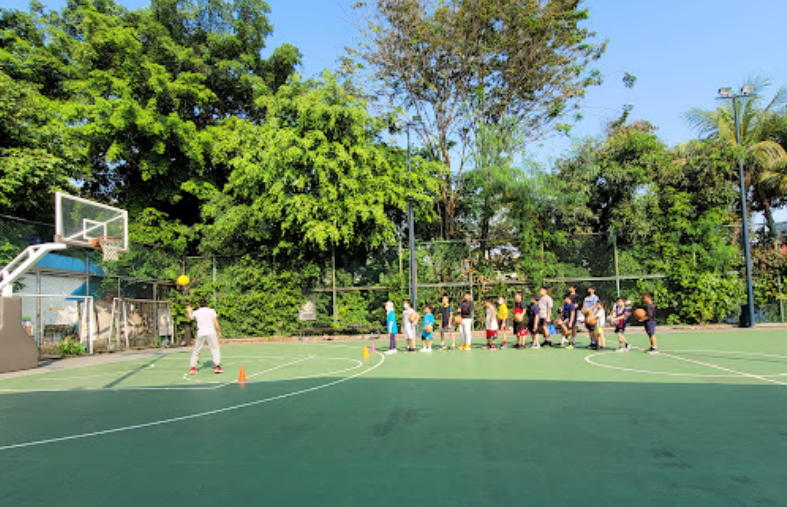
left=406, top=122, right=417, bottom=310
left=719, top=87, right=756, bottom=328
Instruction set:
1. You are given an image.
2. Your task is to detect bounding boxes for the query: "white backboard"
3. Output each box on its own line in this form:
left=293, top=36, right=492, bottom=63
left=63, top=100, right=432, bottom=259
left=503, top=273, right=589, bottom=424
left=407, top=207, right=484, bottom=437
left=54, top=192, right=129, bottom=252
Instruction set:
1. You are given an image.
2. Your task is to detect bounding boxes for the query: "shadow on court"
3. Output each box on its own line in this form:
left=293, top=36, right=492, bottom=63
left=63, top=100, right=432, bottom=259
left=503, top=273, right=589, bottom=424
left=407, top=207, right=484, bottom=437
left=102, top=354, right=168, bottom=389
left=0, top=375, right=785, bottom=507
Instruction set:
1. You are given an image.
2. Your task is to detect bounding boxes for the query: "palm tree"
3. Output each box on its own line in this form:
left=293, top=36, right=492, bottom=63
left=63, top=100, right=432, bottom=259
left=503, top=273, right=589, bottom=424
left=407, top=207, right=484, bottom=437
left=684, top=77, right=787, bottom=239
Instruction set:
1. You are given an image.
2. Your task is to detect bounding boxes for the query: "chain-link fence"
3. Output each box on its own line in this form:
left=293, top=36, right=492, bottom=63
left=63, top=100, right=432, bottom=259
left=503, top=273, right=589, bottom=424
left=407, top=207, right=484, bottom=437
left=2, top=213, right=785, bottom=343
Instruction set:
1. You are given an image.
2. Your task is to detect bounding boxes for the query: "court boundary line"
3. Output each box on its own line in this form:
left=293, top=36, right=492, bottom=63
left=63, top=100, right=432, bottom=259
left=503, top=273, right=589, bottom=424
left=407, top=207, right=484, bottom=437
left=0, top=353, right=365, bottom=393
left=0, top=350, right=385, bottom=452
left=585, top=348, right=787, bottom=384
left=657, top=350, right=787, bottom=387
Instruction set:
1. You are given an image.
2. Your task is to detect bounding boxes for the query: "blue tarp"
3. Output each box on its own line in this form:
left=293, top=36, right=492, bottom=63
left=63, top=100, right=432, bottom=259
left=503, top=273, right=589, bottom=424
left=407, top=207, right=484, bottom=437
left=36, top=253, right=104, bottom=275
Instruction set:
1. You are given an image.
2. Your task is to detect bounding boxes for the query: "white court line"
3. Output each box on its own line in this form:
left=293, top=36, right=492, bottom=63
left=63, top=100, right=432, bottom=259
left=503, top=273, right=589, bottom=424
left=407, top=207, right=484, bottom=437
left=658, top=351, right=787, bottom=387
left=584, top=348, right=787, bottom=384
left=207, top=356, right=316, bottom=390
left=0, top=350, right=386, bottom=452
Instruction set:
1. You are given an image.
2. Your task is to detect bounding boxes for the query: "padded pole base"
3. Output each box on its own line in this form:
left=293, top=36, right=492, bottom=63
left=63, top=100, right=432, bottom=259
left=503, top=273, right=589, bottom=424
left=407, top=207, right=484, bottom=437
left=0, top=297, right=38, bottom=373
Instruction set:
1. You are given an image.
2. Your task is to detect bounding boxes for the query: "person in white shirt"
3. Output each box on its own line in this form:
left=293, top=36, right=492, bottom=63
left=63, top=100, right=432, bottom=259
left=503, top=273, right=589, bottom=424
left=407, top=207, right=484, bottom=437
left=187, top=299, right=224, bottom=374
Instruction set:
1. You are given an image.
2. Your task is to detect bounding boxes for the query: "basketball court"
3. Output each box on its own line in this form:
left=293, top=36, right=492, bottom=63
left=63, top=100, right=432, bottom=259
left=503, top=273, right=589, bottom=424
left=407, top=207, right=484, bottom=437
left=1, top=329, right=786, bottom=506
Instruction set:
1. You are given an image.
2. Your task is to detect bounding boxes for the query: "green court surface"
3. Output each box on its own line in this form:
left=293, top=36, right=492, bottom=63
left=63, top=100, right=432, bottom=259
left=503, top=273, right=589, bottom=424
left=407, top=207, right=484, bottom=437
left=2, top=330, right=787, bottom=506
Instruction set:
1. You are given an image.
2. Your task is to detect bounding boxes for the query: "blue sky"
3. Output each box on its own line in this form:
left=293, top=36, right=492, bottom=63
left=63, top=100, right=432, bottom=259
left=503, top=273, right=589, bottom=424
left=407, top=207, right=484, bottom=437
left=6, top=0, right=787, bottom=221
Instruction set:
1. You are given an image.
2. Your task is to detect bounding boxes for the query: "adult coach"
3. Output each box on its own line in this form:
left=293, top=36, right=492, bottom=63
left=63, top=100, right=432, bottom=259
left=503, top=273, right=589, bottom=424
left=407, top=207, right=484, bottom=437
left=187, top=299, right=224, bottom=374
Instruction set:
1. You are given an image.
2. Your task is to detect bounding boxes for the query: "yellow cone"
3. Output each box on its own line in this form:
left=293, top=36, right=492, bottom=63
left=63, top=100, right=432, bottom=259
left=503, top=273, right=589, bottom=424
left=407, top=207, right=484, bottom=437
left=363, top=346, right=369, bottom=358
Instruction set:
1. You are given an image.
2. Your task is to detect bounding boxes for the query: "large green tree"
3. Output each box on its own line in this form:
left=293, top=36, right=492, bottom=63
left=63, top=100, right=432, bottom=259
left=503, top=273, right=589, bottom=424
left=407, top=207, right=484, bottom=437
left=350, top=0, right=606, bottom=238
left=196, top=74, right=441, bottom=259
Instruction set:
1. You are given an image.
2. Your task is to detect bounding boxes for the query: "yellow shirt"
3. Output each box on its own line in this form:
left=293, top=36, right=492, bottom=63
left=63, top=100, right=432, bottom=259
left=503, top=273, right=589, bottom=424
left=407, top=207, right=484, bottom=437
left=498, top=304, right=508, bottom=321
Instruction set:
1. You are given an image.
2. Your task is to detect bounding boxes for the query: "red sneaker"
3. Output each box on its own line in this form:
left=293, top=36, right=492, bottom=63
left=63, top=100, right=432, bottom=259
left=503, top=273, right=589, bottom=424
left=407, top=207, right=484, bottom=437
left=214, top=365, right=224, bottom=374
left=188, top=367, right=197, bottom=375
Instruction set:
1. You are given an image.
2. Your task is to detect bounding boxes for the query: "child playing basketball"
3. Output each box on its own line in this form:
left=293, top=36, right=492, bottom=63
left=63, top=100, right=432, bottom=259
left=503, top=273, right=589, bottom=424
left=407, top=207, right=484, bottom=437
left=187, top=299, right=224, bottom=374
left=459, top=292, right=474, bottom=350
left=497, top=296, right=509, bottom=348
left=557, top=294, right=577, bottom=348
left=439, top=295, right=455, bottom=350
left=484, top=299, right=499, bottom=349
left=527, top=296, right=540, bottom=347
left=642, top=293, right=659, bottom=353
left=385, top=301, right=398, bottom=355
left=594, top=301, right=607, bottom=350
left=512, top=292, right=527, bottom=349
left=403, top=300, right=417, bottom=353
left=583, top=286, right=599, bottom=348
left=612, top=297, right=631, bottom=352
left=567, top=284, right=582, bottom=345
left=420, top=305, right=435, bottom=353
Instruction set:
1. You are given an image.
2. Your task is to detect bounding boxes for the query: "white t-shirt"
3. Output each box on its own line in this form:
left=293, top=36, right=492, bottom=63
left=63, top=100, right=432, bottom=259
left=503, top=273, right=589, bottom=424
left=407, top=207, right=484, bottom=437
left=191, top=307, right=217, bottom=336
left=594, top=308, right=606, bottom=328
left=538, top=295, right=553, bottom=319
left=486, top=306, right=499, bottom=331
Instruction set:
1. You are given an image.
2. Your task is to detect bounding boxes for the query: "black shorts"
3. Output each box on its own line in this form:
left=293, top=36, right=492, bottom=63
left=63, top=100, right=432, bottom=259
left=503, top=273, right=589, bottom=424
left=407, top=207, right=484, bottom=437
left=615, top=324, right=626, bottom=333
left=645, top=321, right=657, bottom=337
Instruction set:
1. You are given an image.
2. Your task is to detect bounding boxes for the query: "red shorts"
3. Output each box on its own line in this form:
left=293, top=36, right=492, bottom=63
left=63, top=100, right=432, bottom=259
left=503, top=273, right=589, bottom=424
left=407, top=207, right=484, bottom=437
left=518, top=328, right=529, bottom=337
left=486, top=330, right=498, bottom=339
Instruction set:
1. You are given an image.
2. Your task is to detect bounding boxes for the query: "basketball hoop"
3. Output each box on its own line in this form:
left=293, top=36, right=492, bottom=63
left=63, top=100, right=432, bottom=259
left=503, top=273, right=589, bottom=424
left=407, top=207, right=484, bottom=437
left=91, top=236, right=122, bottom=262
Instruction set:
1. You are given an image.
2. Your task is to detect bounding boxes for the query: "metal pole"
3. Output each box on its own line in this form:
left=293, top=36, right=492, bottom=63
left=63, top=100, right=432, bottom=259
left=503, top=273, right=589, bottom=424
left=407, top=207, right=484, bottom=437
left=212, top=255, right=217, bottom=305
left=332, top=246, right=337, bottom=325
left=407, top=124, right=417, bottom=309
left=732, top=96, right=756, bottom=328
left=778, top=273, right=784, bottom=324
left=35, top=270, right=41, bottom=352
left=613, top=232, right=621, bottom=298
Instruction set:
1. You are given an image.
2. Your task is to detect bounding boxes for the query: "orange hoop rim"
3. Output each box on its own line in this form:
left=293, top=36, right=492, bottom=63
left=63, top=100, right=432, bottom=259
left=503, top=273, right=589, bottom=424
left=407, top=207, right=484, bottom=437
left=90, top=235, right=123, bottom=248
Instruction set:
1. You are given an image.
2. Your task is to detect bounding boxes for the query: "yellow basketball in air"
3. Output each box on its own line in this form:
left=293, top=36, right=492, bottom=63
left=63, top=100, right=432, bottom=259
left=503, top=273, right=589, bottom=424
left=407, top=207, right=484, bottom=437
left=176, top=275, right=190, bottom=286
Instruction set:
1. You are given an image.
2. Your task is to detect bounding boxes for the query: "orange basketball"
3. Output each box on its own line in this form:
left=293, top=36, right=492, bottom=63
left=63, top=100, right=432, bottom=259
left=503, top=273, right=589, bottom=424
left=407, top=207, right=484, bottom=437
left=454, top=314, right=463, bottom=325
left=634, top=308, right=647, bottom=321
left=409, top=312, right=419, bottom=323
left=424, top=324, right=433, bottom=334
left=587, top=316, right=598, bottom=326
left=514, top=312, right=525, bottom=322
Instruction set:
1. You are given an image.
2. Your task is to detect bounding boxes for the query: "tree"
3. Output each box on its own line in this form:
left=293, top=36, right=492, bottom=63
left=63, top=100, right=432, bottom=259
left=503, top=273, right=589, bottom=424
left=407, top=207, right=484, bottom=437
left=350, top=0, right=606, bottom=238
left=0, top=0, right=302, bottom=223
left=196, top=74, right=441, bottom=259
left=685, top=77, right=787, bottom=239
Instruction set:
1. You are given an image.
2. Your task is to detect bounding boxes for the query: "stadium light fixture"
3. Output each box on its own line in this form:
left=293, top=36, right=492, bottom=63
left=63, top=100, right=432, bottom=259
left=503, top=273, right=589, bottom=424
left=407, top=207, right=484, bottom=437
left=717, top=85, right=756, bottom=328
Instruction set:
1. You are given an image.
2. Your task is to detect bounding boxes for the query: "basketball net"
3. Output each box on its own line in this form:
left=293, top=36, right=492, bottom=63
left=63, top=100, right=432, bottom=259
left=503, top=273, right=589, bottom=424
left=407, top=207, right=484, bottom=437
left=92, top=236, right=122, bottom=262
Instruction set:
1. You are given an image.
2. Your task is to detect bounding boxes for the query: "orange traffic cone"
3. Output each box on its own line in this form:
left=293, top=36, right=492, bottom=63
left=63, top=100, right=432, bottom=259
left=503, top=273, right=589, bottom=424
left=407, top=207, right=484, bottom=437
left=238, top=366, right=247, bottom=383
left=363, top=346, right=370, bottom=358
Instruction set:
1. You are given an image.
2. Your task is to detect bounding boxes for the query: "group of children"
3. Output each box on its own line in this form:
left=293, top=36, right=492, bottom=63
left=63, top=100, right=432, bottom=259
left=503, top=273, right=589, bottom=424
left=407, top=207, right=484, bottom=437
left=384, top=285, right=660, bottom=354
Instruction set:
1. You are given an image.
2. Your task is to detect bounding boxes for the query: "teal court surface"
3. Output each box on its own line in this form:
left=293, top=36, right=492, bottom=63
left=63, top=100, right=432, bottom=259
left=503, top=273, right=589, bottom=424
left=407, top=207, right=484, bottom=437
left=1, top=329, right=787, bottom=507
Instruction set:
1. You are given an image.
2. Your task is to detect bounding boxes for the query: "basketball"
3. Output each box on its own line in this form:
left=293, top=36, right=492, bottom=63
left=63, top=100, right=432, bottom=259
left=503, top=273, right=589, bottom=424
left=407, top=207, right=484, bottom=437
left=425, top=324, right=433, bottom=333
left=409, top=312, right=419, bottom=323
left=176, top=275, right=190, bottom=286
left=634, top=308, right=647, bottom=321
left=514, top=312, right=525, bottom=322
left=587, top=316, right=598, bottom=326
left=454, top=314, right=463, bottom=325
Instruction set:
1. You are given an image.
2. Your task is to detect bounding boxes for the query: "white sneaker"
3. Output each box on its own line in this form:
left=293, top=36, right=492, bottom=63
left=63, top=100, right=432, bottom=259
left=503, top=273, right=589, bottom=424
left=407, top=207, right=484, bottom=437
left=384, top=349, right=398, bottom=355
left=425, top=348, right=432, bottom=353
left=531, top=342, right=541, bottom=349
left=616, top=347, right=626, bottom=353
left=419, top=348, right=428, bottom=353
